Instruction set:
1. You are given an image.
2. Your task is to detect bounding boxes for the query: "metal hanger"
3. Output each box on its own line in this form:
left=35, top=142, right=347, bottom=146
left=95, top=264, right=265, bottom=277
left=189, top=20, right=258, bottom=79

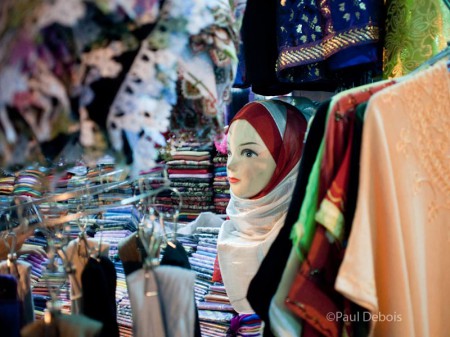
left=1, top=226, right=19, bottom=276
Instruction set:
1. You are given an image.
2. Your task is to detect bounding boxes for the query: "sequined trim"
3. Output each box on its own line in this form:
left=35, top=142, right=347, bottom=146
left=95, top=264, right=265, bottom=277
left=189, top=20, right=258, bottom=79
left=276, top=25, right=379, bottom=72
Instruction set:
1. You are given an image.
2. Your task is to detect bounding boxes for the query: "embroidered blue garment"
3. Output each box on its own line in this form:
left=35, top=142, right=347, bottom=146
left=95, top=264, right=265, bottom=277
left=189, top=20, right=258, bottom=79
left=276, top=0, right=382, bottom=83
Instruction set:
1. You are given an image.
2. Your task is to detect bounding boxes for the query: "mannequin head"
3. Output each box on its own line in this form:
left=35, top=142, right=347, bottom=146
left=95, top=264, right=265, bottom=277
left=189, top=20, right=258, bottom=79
left=226, top=100, right=307, bottom=199
left=227, top=119, right=277, bottom=198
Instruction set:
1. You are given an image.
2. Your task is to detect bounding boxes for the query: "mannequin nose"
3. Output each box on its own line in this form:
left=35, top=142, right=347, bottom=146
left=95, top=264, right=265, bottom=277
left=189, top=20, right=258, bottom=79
left=227, top=154, right=238, bottom=172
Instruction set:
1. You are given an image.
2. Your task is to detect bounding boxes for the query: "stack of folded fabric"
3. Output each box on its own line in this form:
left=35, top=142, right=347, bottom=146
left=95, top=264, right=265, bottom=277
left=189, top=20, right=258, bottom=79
left=0, top=174, right=15, bottom=195
left=212, top=152, right=229, bottom=215
left=23, top=254, right=72, bottom=319
left=93, top=205, right=138, bottom=337
left=44, top=169, right=74, bottom=195
left=13, top=169, right=45, bottom=199
left=6, top=169, right=46, bottom=229
left=228, top=314, right=263, bottom=337
left=18, top=254, right=50, bottom=319
left=166, top=142, right=215, bottom=222
left=114, top=260, right=133, bottom=337
left=199, top=284, right=234, bottom=312
left=191, top=226, right=235, bottom=337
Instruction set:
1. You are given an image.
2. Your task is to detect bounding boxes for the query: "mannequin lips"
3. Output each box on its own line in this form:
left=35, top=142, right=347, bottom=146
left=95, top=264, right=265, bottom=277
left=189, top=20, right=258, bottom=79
left=228, top=177, right=240, bottom=184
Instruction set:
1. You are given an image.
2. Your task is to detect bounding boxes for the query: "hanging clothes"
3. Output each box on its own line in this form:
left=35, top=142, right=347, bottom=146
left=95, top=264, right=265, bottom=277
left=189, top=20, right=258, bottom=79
left=247, top=99, right=330, bottom=337
left=0, top=260, right=34, bottom=327
left=81, top=256, right=119, bottom=337
left=335, top=61, right=450, bottom=337
left=240, top=0, right=295, bottom=95
left=127, top=267, right=166, bottom=337
left=127, top=265, right=197, bottom=337
left=276, top=0, right=383, bottom=86
left=285, top=80, right=394, bottom=337
left=118, top=232, right=144, bottom=277
left=160, top=240, right=201, bottom=337
left=0, top=274, right=20, bottom=337
left=65, top=237, right=110, bottom=313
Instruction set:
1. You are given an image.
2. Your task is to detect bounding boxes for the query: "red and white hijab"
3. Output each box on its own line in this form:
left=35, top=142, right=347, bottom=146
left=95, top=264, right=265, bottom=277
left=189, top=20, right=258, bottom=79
left=218, top=99, right=307, bottom=313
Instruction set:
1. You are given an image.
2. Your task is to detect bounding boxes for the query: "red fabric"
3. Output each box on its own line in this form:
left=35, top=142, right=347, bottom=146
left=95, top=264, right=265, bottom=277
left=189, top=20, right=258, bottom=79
left=286, top=226, right=344, bottom=337
left=212, top=255, right=223, bottom=283
left=286, top=82, right=396, bottom=337
left=167, top=169, right=210, bottom=174
left=228, top=100, right=307, bottom=199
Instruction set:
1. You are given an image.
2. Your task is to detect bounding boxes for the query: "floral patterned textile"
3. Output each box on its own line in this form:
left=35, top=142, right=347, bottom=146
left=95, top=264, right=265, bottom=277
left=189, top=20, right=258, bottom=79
left=382, top=0, right=450, bottom=78
left=0, top=0, right=242, bottom=174
left=276, top=0, right=383, bottom=84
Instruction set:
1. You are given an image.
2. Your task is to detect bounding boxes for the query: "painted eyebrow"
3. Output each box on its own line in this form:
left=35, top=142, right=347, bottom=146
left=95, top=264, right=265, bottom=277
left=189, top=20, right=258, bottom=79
left=238, top=142, right=259, bottom=146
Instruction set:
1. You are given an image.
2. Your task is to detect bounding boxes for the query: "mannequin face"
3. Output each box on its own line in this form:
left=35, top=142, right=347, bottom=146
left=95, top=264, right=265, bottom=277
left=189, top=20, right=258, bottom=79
left=227, top=120, right=276, bottom=198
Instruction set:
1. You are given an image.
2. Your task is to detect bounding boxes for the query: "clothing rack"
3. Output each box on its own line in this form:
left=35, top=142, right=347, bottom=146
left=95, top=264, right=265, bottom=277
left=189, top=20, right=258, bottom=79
left=0, top=168, right=172, bottom=230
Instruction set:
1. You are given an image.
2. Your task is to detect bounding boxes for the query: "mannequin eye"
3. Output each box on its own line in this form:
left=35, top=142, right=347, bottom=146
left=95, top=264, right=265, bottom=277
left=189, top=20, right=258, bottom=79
left=227, top=150, right=232, bottom=157
left=241, top=149, right=257, bottom=158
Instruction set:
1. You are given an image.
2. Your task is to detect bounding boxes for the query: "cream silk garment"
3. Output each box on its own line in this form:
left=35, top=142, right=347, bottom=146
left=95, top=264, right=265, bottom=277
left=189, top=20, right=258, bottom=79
left=335, top=62, right=450, bottom=337
left=217, top=162, right=299, bottom=313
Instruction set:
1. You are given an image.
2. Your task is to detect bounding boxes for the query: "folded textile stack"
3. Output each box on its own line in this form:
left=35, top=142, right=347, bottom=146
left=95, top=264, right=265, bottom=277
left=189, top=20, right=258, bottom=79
left=13, top=169, right=46, bottom=198
left=19, top=253, right=72, bottom=319
left=0, top=175, right=15, bottom=195
left=191, top=226, right=235, bottom=337
left=114, top=259, right=133, bottom=337
left=44, top=170, right=74, bottom=195
left=228, top=314, right=263, bottom=337
left=166, top=142, right=215, bottom=222
left=93, top=205, right=139, bottom=337
left=212, top=153, right=229, bottom=215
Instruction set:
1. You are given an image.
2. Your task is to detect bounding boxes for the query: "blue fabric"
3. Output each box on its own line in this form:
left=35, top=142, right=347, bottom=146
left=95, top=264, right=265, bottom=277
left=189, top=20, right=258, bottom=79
left=276, top=0, right=382, bottom=84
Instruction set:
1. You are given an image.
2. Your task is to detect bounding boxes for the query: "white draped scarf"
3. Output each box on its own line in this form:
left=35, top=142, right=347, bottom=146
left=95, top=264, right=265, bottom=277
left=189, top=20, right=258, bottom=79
left=217, top=161, right=299, bottom=313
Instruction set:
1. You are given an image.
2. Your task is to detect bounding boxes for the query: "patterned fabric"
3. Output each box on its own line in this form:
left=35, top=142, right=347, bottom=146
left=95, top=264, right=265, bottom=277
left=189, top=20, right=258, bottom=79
left=0, top=0, right=243, bottom=173
left=276, top=0, right=382, bottom=84
left=286, top=81, right=395, bottom=337
left=383, top=0, right=450, bottom=79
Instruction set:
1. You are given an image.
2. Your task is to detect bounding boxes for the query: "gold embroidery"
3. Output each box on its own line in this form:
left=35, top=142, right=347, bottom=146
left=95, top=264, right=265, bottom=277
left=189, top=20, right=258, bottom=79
left=383, top=0, right=448, bottom=78
left=320, top=0, right=334, bottom=33
left=320, top=0, right=331, bottom=15
left=276, top=25, right=379, bottom=71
